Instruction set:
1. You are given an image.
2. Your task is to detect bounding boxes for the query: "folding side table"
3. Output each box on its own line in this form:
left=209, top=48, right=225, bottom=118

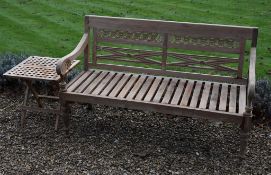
left=4, top=56, right=79, bottom=130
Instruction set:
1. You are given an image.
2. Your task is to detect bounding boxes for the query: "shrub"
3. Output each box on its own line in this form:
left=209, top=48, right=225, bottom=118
left=253, top=79, right=271, bottom=126
left=67, top=68, right=81, bottom=82
left=0, top=53, right=27, bottom=90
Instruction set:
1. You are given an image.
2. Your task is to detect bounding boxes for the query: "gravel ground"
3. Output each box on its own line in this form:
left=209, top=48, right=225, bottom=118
left=0, top=90, right=270, bottom=175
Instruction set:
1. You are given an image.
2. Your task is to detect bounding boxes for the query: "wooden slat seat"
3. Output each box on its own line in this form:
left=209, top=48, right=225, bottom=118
left=63, top=69, right=247, bottom=123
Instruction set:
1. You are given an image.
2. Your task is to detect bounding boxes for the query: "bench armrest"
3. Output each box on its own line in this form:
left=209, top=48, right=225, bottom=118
left=56, top=33, right=89, bottom=76
left=247, top=47, right=256, bottom=107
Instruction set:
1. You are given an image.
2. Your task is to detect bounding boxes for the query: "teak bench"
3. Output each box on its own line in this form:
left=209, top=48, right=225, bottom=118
left=56, top=15, right=258, bottom=158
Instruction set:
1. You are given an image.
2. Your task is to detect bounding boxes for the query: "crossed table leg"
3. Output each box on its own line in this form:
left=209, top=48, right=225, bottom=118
left=20, top=80, right=61, bottom=130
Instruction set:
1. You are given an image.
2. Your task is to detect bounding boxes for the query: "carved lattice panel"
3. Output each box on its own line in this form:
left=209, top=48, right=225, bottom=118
left=169, top=35, right=240, bottom=53
left=96, top=29, right=163, bottom=46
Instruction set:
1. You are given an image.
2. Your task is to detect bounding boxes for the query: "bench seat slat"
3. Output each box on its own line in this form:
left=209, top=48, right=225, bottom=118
left=218, top=84, right=228, bottom=111
left=152, top=78, right=170, bottom=103
left=144, top=77, right=162, bottom=102
left=67, top=71, right=86, bottom=89
left=199, top=82, right=212, bottom=109
left=229, top=85, right=237, bottom=113
left=108, top=73, right=131, bottom=97
left=118, top=75, right=139, bottom=98
left=209, top=83, right=220, bottom=111
left=162, top=78, right=178, bottom=104
left=75, top=71, right=101, bottom=93
left=135, top=76, right=155, bottom=101
left=83, top=71, right=109, bottom=94
left=180, top=80, right=195, bottom=106
left=100, top=73, right=124, bottom=96
left=126, top=75, right=147, bottom=100
left=92, top=72, right=116, bottom=95
left=189, top=81, right=203, bottom=108
left=67, top=71, right=95, bottom=92
left=209, top=83, right=219, bottom=111
left=239, top=86, right=246, bottom=114
left=170, top=79, right=186, bottom=105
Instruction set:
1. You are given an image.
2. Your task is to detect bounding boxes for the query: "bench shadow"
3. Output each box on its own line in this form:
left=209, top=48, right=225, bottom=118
left=69, top=104, right=240, bottom=161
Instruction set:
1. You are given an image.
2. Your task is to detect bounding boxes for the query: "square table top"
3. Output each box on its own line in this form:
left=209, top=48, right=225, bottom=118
left=4, top=56, right=80, bottom=81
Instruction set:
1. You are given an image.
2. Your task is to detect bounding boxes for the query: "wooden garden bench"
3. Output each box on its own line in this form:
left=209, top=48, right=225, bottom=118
left=56, top=15, right=258, bottom=158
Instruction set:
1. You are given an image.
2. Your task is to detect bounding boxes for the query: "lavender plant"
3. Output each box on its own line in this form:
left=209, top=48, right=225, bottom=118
left=0, top=53, right=27, bottom=89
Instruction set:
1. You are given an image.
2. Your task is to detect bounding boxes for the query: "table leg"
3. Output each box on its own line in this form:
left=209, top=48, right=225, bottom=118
left=25, top=80, right=43, bottom=108
left=55, top=114, right=60, bottom=131
left=21, top=80, right=61, bottom=130
left=21, top=84, right=30, bottom=128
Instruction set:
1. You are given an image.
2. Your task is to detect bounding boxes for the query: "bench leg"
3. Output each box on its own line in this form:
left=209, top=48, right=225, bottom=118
left=240, top=109, right=252, bottom=159
left=61, top=101, right=70, bottom=134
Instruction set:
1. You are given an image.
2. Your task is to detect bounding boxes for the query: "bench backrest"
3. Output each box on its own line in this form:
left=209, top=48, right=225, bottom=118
left=84, top=15, right=258, bottom=84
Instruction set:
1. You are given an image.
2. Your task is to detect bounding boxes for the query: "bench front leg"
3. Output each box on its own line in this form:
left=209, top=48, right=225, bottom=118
left=60, top=100, right=71, bottom=134
left=240, top=47, right=256, bottom=159
left=240, top=106, right=252, bottom=159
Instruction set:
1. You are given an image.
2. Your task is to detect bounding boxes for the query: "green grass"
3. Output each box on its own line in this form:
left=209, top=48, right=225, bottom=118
left=0, top=0, right=270, bottom=78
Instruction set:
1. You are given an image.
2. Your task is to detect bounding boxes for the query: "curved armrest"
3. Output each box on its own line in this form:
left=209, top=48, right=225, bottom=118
left=56, top=33, right=89, bottom=76
left=247, top=47, right=256, bottom=107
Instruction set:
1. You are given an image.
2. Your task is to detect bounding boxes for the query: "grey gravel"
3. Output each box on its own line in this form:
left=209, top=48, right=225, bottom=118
left=0, top=90, right=270, bottom=175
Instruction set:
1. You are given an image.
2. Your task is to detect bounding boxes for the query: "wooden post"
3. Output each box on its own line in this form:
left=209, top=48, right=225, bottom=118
left=55, top=114, right=60, bottom=131
left=25, top=80, right=43, bottom=108
left=84, top=43, right=90, bottom=71
left=59, top=75, right=67, bottom=93
left=84, top=16, right=90, bottom=71
left=237, top=38, right=245, bottom=79
left=92, top=28, right=98, bottom=66
left=59, top=75, right=70, bottom=133
left=21, top=83, right=30, bottom=129
left=251, top=28, right=258, bottom=47
left=240, top=106, right=252, bottom=159
left=162, top=33, right=168, bottom=71
left=61, top=101, right=70, bottom=134
left=240, top=28, right=257, bottom=158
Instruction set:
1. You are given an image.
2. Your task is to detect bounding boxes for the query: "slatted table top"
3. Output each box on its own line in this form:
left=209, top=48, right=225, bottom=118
left=4, top=56, right=80, bottom=81
left=66, top=69, right=247, bottom=115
